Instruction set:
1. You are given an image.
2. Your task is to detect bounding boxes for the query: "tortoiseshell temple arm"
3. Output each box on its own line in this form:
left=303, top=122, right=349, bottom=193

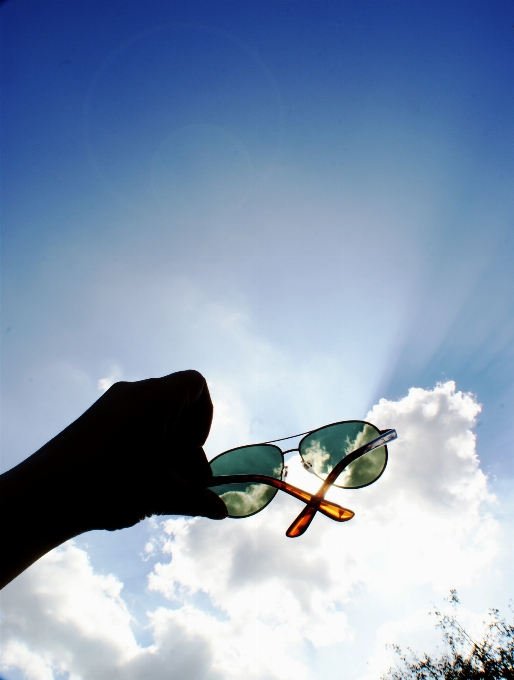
left=286, top=428, right=398, bottom=538
left=207, top=475, right=355, bottom=522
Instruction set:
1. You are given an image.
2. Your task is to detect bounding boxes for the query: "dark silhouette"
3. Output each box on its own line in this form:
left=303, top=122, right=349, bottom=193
left=0, top=370, right=227, bottom=589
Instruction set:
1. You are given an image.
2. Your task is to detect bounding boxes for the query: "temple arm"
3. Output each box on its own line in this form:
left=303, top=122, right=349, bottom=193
left=207, top=475, right=354, bottom=522
left=286, top=429, right=397, bottom=537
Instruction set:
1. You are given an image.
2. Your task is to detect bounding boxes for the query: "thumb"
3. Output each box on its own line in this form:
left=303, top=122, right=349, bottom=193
left=150, top=472, right=228, bottom=520
left=189, top=487, right=228, bottom=520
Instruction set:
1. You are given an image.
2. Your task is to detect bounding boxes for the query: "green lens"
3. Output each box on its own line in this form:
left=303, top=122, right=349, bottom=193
left=209, top=444, right=283, bottom=517
left=299, top=421, right=387, bottom=489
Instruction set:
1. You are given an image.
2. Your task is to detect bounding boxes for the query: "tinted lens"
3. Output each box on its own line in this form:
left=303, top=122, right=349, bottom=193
left=209, top=444, right=283, bottom=517
left=299, top=421, right=387, bottom=489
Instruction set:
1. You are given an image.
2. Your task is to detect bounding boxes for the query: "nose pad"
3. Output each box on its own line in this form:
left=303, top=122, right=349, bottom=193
left=282, top=465, right=288, bottom=480
left=301, top=460, right=315, bottom=474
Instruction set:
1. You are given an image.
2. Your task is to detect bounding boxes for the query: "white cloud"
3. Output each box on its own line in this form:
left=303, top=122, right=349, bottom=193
left=1, top=382, right=509, bottom=680
left=0, top=640, right=55, bottom=680
left=142, top=386, right=502, bottom=678
left=148, top=381, right=504, bottom=678
left=97, top=377, right=114, bottom=392
left=0, top=544, right=219, bottom=680
left=97, top=364, right=124, bottom=392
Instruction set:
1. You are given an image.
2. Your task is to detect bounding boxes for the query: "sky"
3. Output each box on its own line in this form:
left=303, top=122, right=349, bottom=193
left=1, top=1, right=513, bottom=679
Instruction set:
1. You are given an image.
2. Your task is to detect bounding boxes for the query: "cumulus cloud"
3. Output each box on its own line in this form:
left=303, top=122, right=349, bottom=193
left=0, top=382, right=507, bottom=680
left=143, top=385, right=501, bottom=679
left=0, top=544, right=219, bottom=680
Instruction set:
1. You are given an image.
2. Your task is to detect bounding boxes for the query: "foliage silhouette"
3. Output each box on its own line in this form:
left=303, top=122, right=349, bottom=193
left=382, top=591, right=514, bottom=679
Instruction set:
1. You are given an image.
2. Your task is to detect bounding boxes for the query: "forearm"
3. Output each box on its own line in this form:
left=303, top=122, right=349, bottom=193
left=0, top=449, right=88, bottom=589
left=0, top=499, right=81, bottom=589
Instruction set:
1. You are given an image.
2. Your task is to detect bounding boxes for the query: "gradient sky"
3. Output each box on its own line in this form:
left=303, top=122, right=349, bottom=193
left=1, top=2, right=513, bottom=679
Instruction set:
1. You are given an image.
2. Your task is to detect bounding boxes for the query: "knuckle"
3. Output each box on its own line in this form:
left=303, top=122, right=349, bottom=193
left=108, top=380, right=129, bottom=393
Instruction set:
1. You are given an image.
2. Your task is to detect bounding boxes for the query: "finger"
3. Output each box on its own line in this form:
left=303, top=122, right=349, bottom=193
left=164, top=444, right=213, bottom=485
left=160, top=372, right=214, bottom=483
left=150, top=470, right=228, bottom=520
left=164, top=370, right=213, bottom=446
left=96, top=370, right=210, bottom=433
left=176, top=487, right=228, bottom=520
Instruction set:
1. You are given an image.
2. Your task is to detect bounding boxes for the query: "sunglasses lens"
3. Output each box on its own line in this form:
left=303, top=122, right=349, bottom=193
left=209, top=444, right=283, bottom=517
left=300, top=421, right=387, bottom=488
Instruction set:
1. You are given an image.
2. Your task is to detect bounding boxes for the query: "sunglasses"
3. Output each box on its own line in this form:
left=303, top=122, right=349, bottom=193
left=207, top=420, right=397, bottom=537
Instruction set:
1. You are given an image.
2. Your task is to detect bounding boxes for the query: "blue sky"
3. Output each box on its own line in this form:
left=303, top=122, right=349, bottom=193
left=1, top=2, right=513, bottom=679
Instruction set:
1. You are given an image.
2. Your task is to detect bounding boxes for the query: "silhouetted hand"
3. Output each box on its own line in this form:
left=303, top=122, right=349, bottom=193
left=0, top=370, right=227, bottom=588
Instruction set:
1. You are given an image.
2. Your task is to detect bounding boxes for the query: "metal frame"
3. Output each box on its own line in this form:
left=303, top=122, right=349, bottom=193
left=207, top=420, right=397, bottom=537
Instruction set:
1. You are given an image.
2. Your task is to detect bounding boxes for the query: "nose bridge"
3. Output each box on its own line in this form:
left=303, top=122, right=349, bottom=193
left=281, top=446, right=299, bottom=456
left=283, top=439, right=303, bottom=464
left=264, top=430, right=309, bottom=466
